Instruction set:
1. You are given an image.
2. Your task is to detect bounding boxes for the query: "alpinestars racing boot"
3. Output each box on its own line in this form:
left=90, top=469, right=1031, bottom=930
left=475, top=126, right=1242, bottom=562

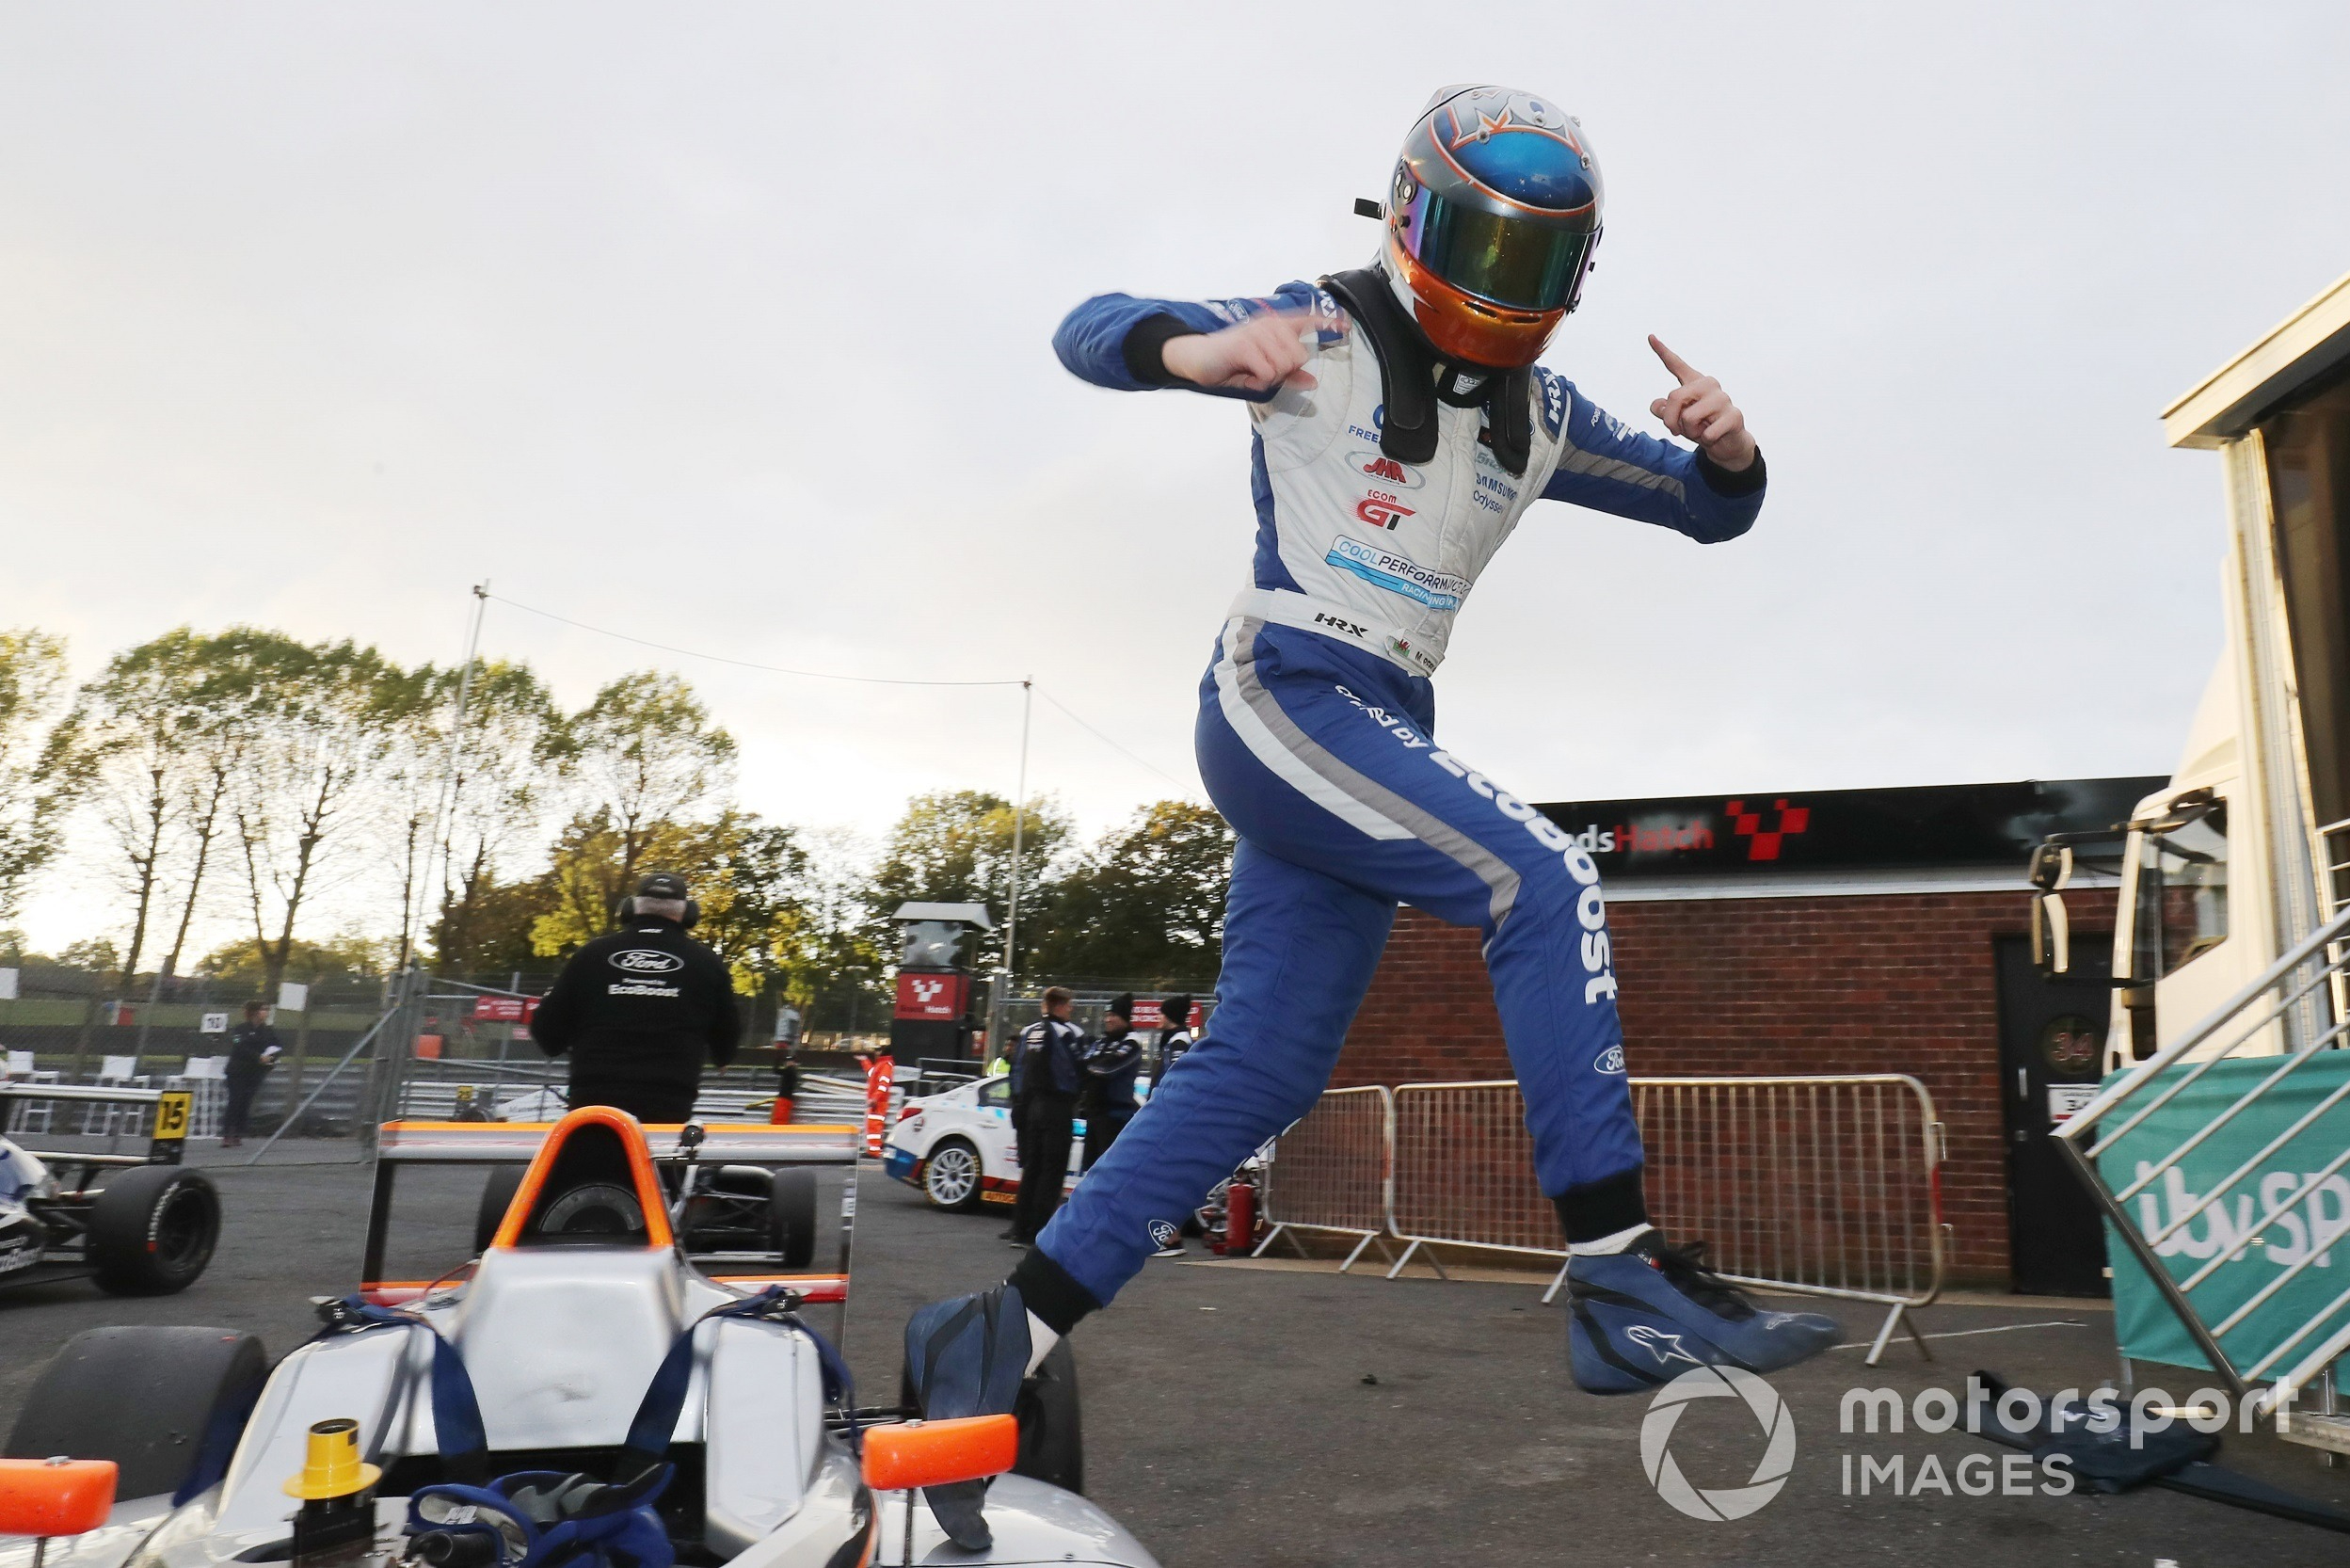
left=1568, top=1233, right=1842, bottom=1393
left=902, top=1283, right=1032, bottom=1549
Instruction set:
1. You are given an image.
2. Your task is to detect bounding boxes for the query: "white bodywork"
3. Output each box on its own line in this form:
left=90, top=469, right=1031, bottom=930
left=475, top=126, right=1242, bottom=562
left=885, top=1077, right=1027, bottom=1209
left=884, top=1076, right=1155, bottom=1208
left=0, top=1115, right=1159, bottom=1568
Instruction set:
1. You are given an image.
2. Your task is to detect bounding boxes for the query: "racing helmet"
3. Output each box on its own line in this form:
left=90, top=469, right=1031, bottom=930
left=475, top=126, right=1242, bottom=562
left=1382, top=84, right=1604, bottom=368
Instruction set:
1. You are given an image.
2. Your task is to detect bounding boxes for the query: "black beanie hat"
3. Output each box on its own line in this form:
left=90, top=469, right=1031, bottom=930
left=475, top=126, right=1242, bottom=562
left=1159, top=994, right=1192, bottom=1029
left=1107, top=992, right=1134, bottom=1019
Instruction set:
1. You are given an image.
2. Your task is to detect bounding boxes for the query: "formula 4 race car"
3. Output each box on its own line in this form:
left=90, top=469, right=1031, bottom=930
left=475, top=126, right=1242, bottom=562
left=0, top=1105, right=1157, bottom=1568
left=0, top=1081, right=218, bottom=1297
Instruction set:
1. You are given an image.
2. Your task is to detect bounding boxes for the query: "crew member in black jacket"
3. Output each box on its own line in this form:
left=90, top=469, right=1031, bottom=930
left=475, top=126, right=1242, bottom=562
left=1079, top=993, right=1143, bottom=1175
left=530, top=872, right=743, bottom=1123
left=1007, top=985, right=1084, bottom=1247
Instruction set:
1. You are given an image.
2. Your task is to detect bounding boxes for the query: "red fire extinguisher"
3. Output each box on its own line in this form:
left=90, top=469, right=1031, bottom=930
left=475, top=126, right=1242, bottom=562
left=1222, top=1179, right=1256, bottom=1256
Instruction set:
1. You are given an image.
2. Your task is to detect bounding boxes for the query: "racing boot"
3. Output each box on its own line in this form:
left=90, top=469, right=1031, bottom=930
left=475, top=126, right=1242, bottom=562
left=1567, top=1232, right=1842, bottom=1393
left=902, top=1283, right=1032, bottom=1550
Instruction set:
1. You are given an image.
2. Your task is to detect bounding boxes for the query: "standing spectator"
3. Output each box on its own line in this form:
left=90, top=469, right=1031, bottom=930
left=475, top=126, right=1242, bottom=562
left=530, top=872, right=742, bottom=1123
left=1006, top=986, right=1083, bottom=1247
left=221, top=1000, right=282, bottom=1147
left=1153, top=994, right=1196, bottom=1088
left=1079, top=994, right=1143, bottom=1176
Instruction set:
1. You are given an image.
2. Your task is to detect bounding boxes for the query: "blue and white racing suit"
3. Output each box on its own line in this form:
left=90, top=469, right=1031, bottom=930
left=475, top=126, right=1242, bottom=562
left=1027, top=280, right=1766, bottom=1316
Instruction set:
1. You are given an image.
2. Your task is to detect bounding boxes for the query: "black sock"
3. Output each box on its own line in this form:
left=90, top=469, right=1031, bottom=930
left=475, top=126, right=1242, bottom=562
left=1551, top=1167, right=1650, bottom=1244
left=1007, top=1247, right=1101, bottom=1336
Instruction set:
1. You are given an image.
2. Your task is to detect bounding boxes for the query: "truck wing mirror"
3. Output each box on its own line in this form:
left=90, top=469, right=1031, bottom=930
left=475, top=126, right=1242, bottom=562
left=2032, top=891, right=2070, bottom=977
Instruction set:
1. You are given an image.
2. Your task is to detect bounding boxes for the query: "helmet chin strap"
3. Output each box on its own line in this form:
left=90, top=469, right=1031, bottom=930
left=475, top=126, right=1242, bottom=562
left=1324, top=264, right=1531, bottom=476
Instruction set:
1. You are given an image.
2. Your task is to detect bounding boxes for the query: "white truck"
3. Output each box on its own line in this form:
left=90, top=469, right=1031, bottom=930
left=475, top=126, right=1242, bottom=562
left=2031, top=267, right=2350, bottom=1458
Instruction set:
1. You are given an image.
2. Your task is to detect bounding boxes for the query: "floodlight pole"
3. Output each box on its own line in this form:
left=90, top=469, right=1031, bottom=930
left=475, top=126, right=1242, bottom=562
left=990, top=679, right=1032, bottom=1065
left=415, top=583, right=488, bottom=974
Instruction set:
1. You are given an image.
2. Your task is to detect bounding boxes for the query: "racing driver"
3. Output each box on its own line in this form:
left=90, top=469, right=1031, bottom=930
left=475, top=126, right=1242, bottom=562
left=905, top=84, right=1838, bottom=1541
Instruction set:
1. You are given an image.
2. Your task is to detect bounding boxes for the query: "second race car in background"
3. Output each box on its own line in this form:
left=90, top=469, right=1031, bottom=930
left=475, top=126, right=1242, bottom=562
left=883, top=1074, right=1153, bottom=1213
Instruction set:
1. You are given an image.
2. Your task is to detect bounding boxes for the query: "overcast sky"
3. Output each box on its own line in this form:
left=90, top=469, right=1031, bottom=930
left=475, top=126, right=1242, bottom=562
left=8, top=4, right=2349, bottom=952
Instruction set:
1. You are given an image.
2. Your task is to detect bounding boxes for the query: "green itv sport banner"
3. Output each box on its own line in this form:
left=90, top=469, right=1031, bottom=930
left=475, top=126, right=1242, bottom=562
left=2096, top=1052, right=2350, bottom=1376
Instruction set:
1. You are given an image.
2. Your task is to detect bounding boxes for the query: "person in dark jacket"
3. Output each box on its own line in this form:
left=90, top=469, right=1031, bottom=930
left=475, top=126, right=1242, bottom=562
left=529, top=872, right=743, bottom=1124
left=1079, top=994, right=1143, bottom=1176
left=1153, top=994, right=1195, bottom=1085
left=221, top=1000, right=282, bottom=1146
left=1007, top=986, right=1083, bottom=1246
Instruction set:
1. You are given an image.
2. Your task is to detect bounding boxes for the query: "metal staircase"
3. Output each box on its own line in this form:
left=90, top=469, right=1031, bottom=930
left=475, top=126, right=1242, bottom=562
left=2055, top=904, right=2350, bottom=1457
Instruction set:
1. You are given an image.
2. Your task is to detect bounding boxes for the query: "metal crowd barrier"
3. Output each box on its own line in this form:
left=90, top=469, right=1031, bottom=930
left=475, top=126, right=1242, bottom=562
left=1255, top=1085, right=1395, bottom=1271
left=1635, top=1076, right=1947, bottom=1364
left=1259, top=1074, right=1948, bottom=1366
left=1386, top=1081, right=1563, bottom=1279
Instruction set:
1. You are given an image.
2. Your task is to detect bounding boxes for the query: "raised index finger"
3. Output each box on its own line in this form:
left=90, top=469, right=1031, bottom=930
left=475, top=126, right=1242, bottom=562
left=1648, top=334, right=1702, bottom=386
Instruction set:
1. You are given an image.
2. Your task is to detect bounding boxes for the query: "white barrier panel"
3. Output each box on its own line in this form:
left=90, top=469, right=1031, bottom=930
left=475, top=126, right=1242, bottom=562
left=1254, top=1085, right=1394, bottom=1272
left=1270, top=1075, right=1947, bottom=1365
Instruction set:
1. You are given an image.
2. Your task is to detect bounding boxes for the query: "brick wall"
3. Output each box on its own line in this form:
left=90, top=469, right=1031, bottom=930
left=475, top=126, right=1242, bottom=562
left=1336, top=887, right=2118, bottom=1287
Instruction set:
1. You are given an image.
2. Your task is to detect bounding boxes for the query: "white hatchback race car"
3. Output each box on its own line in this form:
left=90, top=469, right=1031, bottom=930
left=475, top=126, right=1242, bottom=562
left=882, top=1076, right=1153, bottom=1214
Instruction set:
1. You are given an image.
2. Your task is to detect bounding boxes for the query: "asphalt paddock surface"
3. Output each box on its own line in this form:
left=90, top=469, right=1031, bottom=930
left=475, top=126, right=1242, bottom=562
left=6, top=1144, right=2349, bottom=1567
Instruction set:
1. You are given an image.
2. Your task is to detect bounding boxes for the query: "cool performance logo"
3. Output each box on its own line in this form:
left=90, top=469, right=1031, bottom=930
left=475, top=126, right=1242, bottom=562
left=1324, top=536, right=1468, bottom=611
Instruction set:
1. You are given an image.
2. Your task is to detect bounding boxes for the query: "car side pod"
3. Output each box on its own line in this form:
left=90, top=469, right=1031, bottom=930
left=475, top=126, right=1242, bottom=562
left=860, top=1416, right=1017, bottom=1563
left=0, top=1456, right=119, bottom=1568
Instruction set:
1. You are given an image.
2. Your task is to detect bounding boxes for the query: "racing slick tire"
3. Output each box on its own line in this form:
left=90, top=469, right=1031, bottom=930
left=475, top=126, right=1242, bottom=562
left=770, top=1167, right=818, bottom=1269
left=87, top=1164, right=219, bottom=1295
left=6, top=1326, right=265, bottom=1500
left=919, top=1137, right=985, bottom=1213
left=475, top=1165, right=527, bottom=1253
left=1013, top=1338, right=1083, bottom=1495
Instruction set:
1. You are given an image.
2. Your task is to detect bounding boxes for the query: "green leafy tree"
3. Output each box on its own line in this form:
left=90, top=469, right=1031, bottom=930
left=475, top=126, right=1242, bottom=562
left=1029, top=801, right=1233, bottom=984
left=427, top=873, right=557, bottom=980
left=0, top=629, right=72, bottom=920
left=867, top=791, right=1070, bottom=973
left=528, top=808, right=806, bottom=998
left=198, top=931, right=389, bottom=989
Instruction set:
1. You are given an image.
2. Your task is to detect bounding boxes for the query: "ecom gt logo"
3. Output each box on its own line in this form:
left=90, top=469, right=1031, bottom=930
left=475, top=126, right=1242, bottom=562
left=1641, top=1366, right=1796, bottom=1522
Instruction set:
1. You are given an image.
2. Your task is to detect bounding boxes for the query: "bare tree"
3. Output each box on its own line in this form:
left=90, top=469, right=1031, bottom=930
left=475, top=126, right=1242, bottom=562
left=562, top=669, right=736, bottom=900
left=380, top=658, right=561, bottom=972
left=49, top=631, right=225, bottom=993
left=0, top=628, right=72, bottom=921
left=227, top=632, right=418, bottom=997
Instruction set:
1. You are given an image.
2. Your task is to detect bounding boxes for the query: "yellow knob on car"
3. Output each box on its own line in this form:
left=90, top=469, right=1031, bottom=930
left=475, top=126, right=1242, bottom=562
left=282, top=1419, right=382, bottom=1499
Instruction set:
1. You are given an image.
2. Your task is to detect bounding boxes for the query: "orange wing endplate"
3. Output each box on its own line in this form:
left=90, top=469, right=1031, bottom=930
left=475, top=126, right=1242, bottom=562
left=0, top=1458, right=119, bottom=1537
left=858, top=1416, right=1018, bottom=1493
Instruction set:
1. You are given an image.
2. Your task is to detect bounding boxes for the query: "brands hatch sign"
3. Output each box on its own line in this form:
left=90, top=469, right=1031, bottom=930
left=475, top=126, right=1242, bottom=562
left=1531, top=776, right=2165, bottom=881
